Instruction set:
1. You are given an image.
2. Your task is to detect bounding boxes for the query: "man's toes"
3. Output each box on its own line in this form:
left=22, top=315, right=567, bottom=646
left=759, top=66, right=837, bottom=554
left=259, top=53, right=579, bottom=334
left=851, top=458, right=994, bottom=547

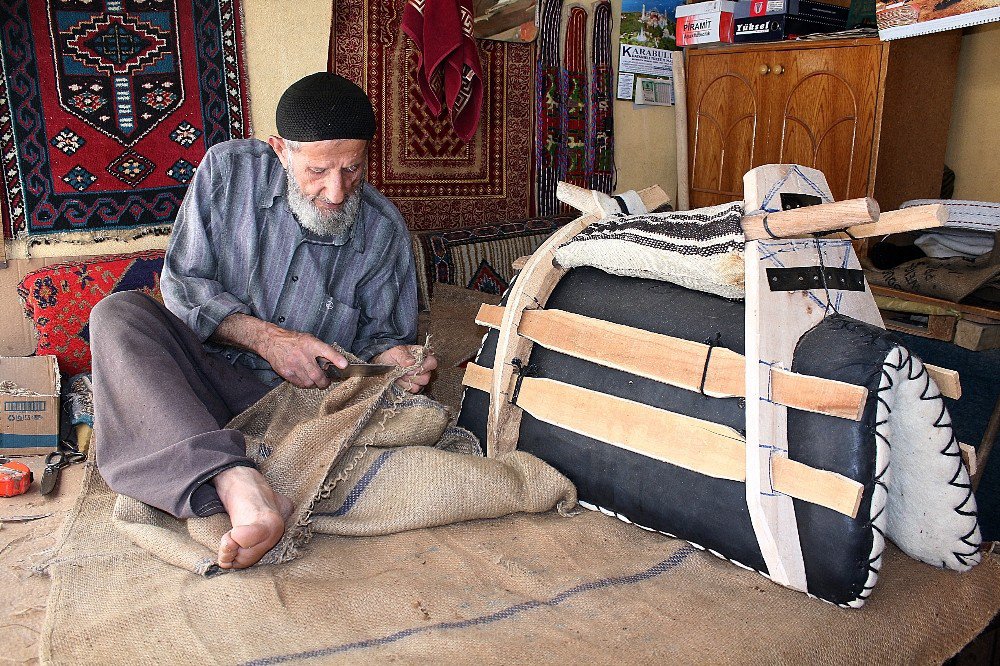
left=217, top=533, right=240, bottom=568
left=222, top=521, right=284, bottom=569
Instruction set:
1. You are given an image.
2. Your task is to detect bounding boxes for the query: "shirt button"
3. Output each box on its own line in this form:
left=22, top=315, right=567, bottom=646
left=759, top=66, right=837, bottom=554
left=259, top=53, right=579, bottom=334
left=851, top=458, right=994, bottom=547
left=291, top=275, right=299, bottom=282
left=277, top=316, right=286, bottom=323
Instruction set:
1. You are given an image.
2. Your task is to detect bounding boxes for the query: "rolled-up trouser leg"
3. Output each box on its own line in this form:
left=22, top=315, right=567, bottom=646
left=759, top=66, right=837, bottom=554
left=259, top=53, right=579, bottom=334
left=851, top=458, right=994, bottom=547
left=90, top=291, right=272, bottom=518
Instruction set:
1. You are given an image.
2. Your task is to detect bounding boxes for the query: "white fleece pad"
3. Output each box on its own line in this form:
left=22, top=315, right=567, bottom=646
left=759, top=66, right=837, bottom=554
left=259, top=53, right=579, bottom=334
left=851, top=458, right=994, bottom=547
left=554, top=202, right=746, bottom=300
left=878, top=346, right=982, bottom=571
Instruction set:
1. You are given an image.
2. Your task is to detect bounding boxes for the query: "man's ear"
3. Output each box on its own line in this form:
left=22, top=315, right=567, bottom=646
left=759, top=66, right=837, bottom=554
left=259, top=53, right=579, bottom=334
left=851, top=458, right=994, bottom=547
left=267, top=136, right=289, bottom=168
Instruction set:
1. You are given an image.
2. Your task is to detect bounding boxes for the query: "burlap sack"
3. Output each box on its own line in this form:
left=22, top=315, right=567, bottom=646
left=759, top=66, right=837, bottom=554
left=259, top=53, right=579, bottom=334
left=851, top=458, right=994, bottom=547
left=111, top=353, right=576, bottom=575
left=865, top=232, right=1000, bottom=303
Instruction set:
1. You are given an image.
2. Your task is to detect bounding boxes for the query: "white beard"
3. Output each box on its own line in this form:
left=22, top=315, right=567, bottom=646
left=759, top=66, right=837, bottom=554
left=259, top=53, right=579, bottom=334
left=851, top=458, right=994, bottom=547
left=286, top=169, right=363, bottom=238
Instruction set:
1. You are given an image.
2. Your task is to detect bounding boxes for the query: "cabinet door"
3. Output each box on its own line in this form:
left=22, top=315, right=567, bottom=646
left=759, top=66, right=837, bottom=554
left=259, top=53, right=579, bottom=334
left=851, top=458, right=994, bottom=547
left=765, top=45, right=881, bottom=202
left=687, top=51, right=768, bottom=208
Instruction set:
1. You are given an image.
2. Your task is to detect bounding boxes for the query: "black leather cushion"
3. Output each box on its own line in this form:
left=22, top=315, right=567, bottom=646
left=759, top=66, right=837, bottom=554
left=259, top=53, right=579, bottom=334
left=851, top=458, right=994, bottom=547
left=458, top=267, right=902, bottom=605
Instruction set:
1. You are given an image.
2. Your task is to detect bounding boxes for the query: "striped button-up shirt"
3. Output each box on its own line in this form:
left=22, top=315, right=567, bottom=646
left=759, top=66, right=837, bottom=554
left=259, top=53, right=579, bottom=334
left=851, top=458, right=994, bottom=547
left=161, top=139, right=417, bottom=385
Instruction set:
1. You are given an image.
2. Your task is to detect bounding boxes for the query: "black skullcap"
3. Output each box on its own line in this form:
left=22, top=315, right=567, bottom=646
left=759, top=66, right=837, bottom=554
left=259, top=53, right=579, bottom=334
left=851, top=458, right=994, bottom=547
left=276, top=72, right=376, bottom=141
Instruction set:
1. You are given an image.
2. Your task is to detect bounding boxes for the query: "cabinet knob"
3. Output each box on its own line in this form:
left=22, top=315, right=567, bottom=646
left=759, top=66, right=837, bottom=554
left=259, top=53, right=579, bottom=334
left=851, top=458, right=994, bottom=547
left=759, top=64, right=771, bottom=76
left=774, top=64, right=785, bottom=75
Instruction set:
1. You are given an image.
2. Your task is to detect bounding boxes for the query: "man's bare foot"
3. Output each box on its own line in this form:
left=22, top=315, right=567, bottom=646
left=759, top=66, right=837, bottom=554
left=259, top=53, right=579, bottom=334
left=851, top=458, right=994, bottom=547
left=212, top=466, right=294, bottom=570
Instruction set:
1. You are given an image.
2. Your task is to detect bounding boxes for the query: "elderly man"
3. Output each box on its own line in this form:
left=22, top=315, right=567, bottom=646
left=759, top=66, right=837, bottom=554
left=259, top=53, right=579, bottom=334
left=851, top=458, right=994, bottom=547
left=90, top=73, right=436, bottom=570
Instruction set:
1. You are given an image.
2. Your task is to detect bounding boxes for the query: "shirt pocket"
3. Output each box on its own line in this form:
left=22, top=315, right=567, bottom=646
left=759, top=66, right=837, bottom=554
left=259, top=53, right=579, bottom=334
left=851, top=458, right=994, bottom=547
left=313, top=294, right=361, bottom=350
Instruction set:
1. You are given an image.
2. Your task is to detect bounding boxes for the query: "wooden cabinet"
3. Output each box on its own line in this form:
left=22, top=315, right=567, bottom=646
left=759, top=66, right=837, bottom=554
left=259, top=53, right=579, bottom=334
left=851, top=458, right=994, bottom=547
left=685, top=33, right=962, bottom=211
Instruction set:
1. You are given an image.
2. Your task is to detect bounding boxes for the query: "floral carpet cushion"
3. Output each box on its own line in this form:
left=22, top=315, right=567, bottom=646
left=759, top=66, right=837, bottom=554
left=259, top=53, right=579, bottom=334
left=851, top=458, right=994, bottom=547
left=18, top=250, right=165, bottom=375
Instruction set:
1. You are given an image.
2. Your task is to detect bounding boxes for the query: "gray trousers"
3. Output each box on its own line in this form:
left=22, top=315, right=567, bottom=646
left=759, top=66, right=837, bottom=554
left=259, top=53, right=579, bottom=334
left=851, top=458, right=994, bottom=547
left=90, top=291, right=272, bottom=518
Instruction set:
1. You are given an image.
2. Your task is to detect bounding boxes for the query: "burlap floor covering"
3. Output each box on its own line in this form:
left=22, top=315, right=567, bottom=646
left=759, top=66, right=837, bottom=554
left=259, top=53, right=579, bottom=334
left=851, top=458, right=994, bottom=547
left=38, top=356, right=1000, bottom=663
left=40, top=458, right=1000, bottom=664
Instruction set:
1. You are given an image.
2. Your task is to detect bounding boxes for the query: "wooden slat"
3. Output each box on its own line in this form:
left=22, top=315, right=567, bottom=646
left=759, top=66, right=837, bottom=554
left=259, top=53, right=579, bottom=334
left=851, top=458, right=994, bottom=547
left=846, top=204, right=947, bottom=238
left=462, top=362, right=492, bottom=393
left=882, top=311, right=957, bottom=342
left=958, top=442, right=977, bottom=478
left=462, top=366, right=864, bottom=518
left=741, top=198, right=879, bottom=240
left=487, top=214, right=594, bottom=456
left=511, top=256, right=530, bottom=271
left=744, top=238, right=808, bottom=591
left=769, top=368, right=867, bottom=421
left=673, top=51, right=690, bottom=212
left=869, top=284, right=1000, bottom=321
left=954, top=318, right=1000, bottom=352
left=476, top=304, right=868, bottom=421
left=925, top=364, right=961, bottom=400
left=556, top=182, right=672, bottom=217
left=476, top=303, right=504, bottom=328
left=771, top=456, right=863, bottom=519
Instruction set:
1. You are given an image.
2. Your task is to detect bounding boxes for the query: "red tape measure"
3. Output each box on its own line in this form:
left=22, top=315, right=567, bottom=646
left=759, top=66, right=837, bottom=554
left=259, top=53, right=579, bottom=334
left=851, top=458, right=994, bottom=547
left=0, top=460, right=33, bottom=497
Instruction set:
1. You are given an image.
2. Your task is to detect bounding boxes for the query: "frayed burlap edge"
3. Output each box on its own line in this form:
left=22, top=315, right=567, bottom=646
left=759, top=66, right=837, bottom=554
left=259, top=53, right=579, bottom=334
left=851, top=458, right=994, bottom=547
left=221, top=346, right=432, bottom=572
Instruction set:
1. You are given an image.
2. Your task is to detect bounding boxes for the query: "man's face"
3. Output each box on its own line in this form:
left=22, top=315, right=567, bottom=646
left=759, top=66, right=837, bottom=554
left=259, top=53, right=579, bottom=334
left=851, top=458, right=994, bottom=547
left=269, top=137, right=368, bottom=237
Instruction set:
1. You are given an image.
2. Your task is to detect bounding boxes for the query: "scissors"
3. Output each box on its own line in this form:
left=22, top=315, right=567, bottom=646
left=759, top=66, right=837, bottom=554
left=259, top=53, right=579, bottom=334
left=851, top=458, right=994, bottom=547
left=39, top=446, right=87, bottom=496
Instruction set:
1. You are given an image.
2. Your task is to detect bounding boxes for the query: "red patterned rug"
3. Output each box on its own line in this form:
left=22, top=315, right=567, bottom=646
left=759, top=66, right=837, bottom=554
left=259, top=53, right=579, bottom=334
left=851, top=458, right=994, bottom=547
left=18, top=250, right=165, bottom=376
left=0, top=0, right=251, bottom=242
left=329, top=0, right=532, bottom=232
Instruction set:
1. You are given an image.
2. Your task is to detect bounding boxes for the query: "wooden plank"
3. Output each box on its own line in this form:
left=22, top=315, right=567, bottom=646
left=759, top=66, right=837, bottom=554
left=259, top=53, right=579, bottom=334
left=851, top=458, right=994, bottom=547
left=487, top=185, right=674, bottom=455
left=744, top=236, right=885, bottom=591
left=769, top=368, right=867, bottom=421
left=476, top=303, right=505, bottom=328
left=742, top=164, right=885, bottom=592
left=476, top=304, right=868, bottom=421
left=869, top=285, right=1000, bottom=321
left=744, top=238, right=809, bottom=591
left=487, top=214, right=594, bottom=456
left=462, top=367, right=864, bottom=518
left=846, top=204, right=947, bottom=238
left=882, top=311, right=957, bottom=342
left=555, top=182, right=671, bottom=217
left=771, top=456, right=863, bottom=520
left=925, top=364, right=961, bottom=400
left=743, top=164, right=834, bottom=212
left=954, top=319, right=1000, bottom=352
left=462, top=361, right=492, bottom=393
left=673, top=50, right=690, bottom=211
left=958, top=442, right=977, bottom=478
left=741, top=198, right=879, bottom=240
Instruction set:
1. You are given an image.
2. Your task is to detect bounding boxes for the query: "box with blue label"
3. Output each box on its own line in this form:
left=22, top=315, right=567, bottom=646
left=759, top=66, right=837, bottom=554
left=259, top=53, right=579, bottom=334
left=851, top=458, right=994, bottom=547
left=1, top=355, right=60, bottom=455
left=734, top=0, right=848, bottom=41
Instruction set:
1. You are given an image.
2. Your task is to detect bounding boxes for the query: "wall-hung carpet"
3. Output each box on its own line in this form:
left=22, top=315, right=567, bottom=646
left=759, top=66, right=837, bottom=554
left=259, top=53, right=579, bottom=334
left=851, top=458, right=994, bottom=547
left=534, top=0, right=614, bottom=216
left=0, top=0, right=251, bottom=253
left=329, top=0, right=533, bottom=232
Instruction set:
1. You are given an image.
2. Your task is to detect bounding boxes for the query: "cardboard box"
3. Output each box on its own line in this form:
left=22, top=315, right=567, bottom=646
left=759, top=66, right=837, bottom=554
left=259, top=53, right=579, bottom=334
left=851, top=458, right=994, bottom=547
left=676, top=1, right=738, bottom=45
left=1, top=355, right=60, bottom=455
left=734, top=0, right=848, bottom=41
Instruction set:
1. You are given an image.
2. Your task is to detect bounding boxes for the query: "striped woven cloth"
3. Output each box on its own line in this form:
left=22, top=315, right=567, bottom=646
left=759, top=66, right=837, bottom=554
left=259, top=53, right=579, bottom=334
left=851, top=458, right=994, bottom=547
left=554, top=202, right=747, bottom=299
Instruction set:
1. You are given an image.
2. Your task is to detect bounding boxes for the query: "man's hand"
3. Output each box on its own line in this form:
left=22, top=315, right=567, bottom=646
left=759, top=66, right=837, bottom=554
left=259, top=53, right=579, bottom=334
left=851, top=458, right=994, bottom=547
left=259, top=327, right=350, bottom=389
left=372, top=345, right=438, bottom=394
left=212, top=313, right=348, bottom=389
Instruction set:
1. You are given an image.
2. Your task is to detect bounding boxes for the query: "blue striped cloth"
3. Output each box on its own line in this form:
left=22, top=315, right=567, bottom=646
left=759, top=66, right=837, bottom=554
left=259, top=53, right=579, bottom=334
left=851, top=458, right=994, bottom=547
left=161, top=139, right=417, bottom=385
